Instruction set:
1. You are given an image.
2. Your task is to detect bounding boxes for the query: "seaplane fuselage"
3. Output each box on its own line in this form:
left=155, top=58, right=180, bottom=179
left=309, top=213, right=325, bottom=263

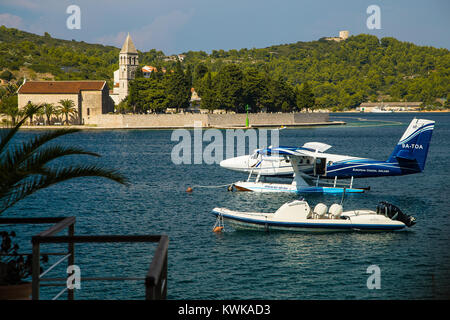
left=220, top=119, right=435, bottom=180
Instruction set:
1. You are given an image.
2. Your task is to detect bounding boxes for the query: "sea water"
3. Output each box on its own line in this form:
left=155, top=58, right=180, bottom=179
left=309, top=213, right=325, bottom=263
left=3, top=113, right=450, bottom=299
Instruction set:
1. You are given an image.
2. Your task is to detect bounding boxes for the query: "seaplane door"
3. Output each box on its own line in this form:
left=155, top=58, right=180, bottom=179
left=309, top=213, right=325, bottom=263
left=314, top=157, right=327, bottom=176
left=248, top=152, right=261, bottom=169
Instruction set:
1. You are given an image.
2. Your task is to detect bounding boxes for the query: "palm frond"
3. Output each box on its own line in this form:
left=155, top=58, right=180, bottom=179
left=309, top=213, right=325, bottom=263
left=0, top=165, right=129, bottom=214
left=0, top=145, right=101, bottom=193
left=0, top=114, right=129, bottom=214
left=0, top=128, right=81, bottom=170
left=0, top=104, right=44, bottom=155
left=0, top=116, right=30, bottom=156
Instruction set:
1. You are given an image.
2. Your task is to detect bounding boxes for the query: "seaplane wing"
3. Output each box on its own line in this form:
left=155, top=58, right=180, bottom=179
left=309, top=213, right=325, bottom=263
left=302, top=142, right=332, bottom=153
left=257, top=146, right=319, bottom=161
left=257, top=143, right=331, bottom=156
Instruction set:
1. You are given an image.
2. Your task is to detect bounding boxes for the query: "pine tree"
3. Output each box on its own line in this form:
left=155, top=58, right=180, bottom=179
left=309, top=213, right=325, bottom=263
left=296, top=82, right=315, bottom=112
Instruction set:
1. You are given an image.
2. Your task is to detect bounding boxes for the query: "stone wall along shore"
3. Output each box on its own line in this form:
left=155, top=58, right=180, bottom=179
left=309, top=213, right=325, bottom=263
left=84, top=112, right=330, bottom=128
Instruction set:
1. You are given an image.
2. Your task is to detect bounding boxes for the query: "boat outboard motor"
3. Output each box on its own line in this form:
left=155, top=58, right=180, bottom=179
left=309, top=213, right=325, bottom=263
left=376, top=201, right=416, bottom=227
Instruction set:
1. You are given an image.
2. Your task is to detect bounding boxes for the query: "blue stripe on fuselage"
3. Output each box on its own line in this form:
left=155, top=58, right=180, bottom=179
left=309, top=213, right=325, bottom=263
left=325, top=159, right=418, bottom=178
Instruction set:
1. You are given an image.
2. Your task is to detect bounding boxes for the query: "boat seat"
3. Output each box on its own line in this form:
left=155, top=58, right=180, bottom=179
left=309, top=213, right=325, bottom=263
left=313, top=203, right=328, bottom=219
left=329, top=203, right=343, bottom=219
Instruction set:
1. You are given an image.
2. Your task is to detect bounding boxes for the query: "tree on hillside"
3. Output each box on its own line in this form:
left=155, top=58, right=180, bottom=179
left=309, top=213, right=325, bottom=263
left=115, top=99, right=132, bottom=114
left=164, top=61, right=190, bottom=112
left=0, top=95, right=19, bottom=125
left=0, top=70, right=14, bottom=82
left=128, top=78, right=149, bottom=113
left=58, top=99, right=77, bottom=125
left=295, top=82, right=315, bottom=112
left=185, top=64, right=193, bottom=89
left=3, top=26, right=449, bottom=111
left=242, top=68, right=268, bottom=112
left=215, top=64, right=245, bottom=112
left=193, top=63, right=209, bottom=87
left=198, top=72, right=216, bottom=113
left=261, top=76, right=295, bottom=112
left=128, top=78, right=169, bottom=113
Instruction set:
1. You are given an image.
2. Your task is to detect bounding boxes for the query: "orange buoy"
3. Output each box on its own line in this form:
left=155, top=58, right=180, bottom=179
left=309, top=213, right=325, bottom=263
left=186, top=187, right=193, bottom=193
left=213, top=226, right=224, bottom=233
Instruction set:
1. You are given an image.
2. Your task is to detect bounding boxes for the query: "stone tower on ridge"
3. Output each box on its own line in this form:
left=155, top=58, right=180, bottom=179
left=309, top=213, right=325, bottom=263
left=118, top=33, right=139, bottom=102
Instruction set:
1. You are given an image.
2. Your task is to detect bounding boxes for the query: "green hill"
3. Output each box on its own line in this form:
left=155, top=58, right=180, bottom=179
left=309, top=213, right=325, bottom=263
left=0, top=26, right=120, bottom=85
left=1, top=26, right=449, bottom=110
left=182, top=35, right=449, bottom=109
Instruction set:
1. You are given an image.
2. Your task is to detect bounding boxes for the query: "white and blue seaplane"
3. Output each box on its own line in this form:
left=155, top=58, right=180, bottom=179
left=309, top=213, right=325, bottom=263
left=220, top=118, right=435, bottom=194
left=211, top=200, right=416, bottom=232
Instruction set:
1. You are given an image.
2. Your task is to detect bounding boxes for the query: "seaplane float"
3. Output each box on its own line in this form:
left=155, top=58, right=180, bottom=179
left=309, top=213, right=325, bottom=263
left=220, top=118, right=435, bottom=194
left=211, top=200, right=416, bottom=232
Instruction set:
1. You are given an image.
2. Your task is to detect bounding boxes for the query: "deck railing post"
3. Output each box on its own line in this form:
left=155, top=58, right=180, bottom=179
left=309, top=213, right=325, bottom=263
left=162, top=248, right=168, bottom=299
left=31, top=240, right=40, bottom=300
left=68, top=223, right=75, bottom=300
left=145, top=235, right=168, bottom=300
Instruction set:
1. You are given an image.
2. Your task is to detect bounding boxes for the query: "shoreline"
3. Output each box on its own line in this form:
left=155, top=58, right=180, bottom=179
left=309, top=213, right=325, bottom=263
left=11, top=121, right=346, bottom=130
left=2, top=111, right=448, bottom=131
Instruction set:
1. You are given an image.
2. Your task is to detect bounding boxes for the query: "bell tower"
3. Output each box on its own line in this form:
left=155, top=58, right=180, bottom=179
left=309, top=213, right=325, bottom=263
left=119, top=33, right=138, bottom=101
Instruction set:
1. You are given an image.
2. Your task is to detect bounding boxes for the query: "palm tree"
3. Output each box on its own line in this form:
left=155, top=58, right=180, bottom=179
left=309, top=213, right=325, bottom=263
left=0, top=94, right=19, bottom=125
left=58, top=99, right=77, bottom=125
left=43, top=103, right=56, bottom=125
left=22, top=102, right=41, bottom=125
left=0, top=110, right=128, bottom=214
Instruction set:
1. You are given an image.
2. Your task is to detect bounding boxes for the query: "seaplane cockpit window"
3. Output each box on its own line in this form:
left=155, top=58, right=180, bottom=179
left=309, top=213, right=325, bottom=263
left=328, top=161, right=333, bottom=166
left=251, top=153, right=258, bottom=159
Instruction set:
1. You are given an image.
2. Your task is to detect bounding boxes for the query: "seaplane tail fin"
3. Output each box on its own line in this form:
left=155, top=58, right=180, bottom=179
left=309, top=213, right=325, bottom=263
left=387, top=119, right=435, bottom=171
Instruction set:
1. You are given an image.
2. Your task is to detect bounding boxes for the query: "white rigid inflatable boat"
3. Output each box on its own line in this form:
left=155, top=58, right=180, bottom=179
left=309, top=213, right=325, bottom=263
left=211, top=200, right=416, bottom=232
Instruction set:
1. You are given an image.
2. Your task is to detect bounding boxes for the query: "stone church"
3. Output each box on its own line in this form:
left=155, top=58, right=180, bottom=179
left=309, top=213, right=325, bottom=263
left=17, top=33, right=138, bottom=125
left=17, top=80, right=113, bottom=125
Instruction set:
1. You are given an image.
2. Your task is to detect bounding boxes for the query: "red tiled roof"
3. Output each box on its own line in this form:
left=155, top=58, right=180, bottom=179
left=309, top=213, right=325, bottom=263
left=142, top=65, right=157, bottom=72
left=18, top=81, right=106, bottom=94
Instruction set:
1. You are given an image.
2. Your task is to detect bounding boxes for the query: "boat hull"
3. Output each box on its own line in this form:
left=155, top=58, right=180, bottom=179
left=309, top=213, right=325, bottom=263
left=211, top=209, right=406, bottom=232
left=233, top=181, right=365, bottom=194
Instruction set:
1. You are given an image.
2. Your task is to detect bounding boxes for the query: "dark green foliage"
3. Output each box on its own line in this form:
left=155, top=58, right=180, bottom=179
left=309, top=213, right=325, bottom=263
left=198, top=72, right=215, bottom=112
left=295, top=82, right=315, bottom=112
left=129, top=78, right=170, bottom=113
left=215, top=64, right=245, bottom=112
left=0, top=231, right=48, bottom=285
left=0, top=70, right=14, bottom=81
left=0, top=109, right=128, bottom=285
left=1, top=26, right=448, bottom=111
left=0, top=26, right=119, bottom=86
left=164, top=61, right=191, bottom=111
left=184, top=34, right=450, bottom=110
left=0, top=94, right=19, bottom=125
left=0, top=111, right=129, bottom=215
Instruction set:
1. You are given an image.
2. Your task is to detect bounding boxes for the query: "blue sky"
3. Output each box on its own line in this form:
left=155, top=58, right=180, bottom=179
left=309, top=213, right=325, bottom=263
left=0, top=0, right=448, bottom=54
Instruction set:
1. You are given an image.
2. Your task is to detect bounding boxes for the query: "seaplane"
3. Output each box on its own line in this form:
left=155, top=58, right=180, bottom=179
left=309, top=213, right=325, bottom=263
left=220, top=118, right=435, bottom=194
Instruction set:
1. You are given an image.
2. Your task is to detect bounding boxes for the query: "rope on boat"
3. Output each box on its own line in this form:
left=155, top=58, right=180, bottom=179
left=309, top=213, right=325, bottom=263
left=186, top=183, right=233, bottom=192
left=212, top=212, right=225, bottom=233
left=190, top=184, right=231, bottom=189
